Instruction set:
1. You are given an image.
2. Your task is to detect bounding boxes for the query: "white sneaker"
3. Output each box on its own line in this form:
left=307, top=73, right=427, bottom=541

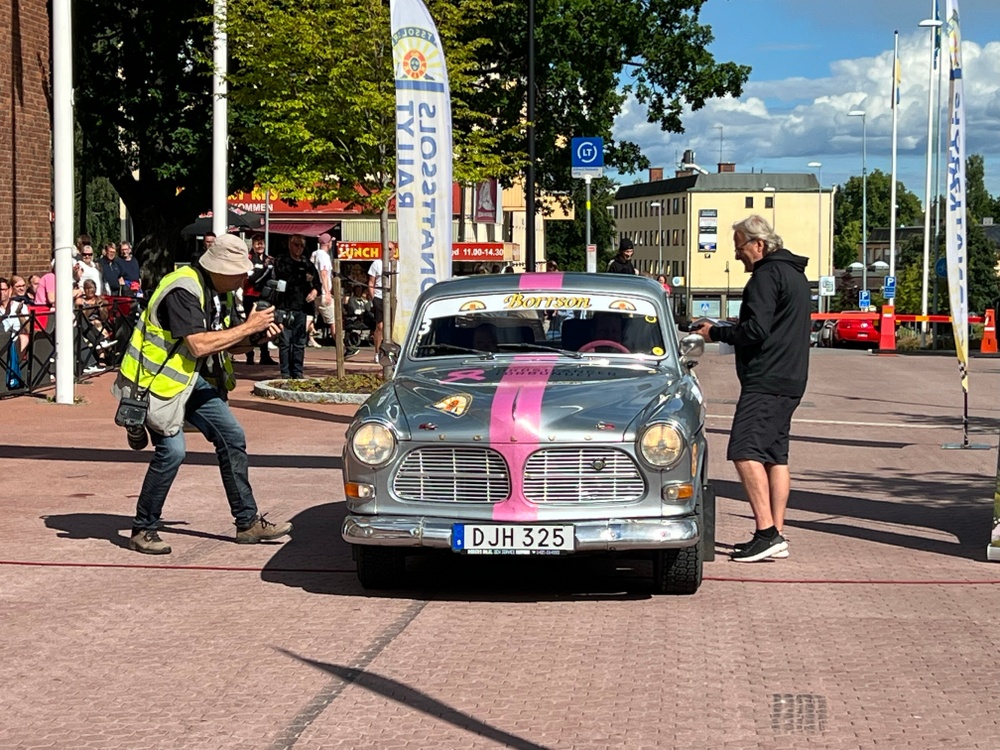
left=268, top=342, right=278, bottom=350
left=96, top=340, right=116, bottom=350
left=82, top=365, right=105, bottom=375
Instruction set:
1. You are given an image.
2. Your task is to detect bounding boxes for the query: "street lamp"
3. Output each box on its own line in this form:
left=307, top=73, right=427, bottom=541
left=650, top=201, right=663, bottom=275
left=808, top=161, right=823, bottom=312
left=763, top=186, right=776, bottom=229
left=919, top=16, right=943, bottom=340
left=848, top=109, right=868, bottom=295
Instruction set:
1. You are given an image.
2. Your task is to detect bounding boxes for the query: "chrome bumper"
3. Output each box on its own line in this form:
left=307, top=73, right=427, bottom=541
left=342, top=514, right=699, bottom=552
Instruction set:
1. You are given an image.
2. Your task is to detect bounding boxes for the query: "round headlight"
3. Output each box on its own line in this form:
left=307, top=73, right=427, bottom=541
left=639, top=423, right=685, bottom=467
left=351, top=422, right=396, bottom=466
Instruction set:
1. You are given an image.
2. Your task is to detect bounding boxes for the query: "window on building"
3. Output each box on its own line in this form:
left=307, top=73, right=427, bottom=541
left=681, top=197, right=686, bottom=213
left=745, top=197, right=754, bottom=209
left=672, top=229, right=680, bottom=245
left=665, top=199, right=671, bottom=216
left=673, top=198, right=680, bottom=214
left=765, top=196, right=774, bottom=209
left=681, top=229, right=686, bottom=246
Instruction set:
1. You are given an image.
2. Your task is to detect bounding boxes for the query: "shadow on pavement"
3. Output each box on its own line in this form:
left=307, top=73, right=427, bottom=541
left=41, top=513, right=234, bottom=548
left=714, top=475, right=993, bottom=560
left=228, top=398, right=356, bottom=425
left=0, top=444, right=341, bottom=470
left=277, top=650, right=551, bottom=750
left=706, top=427, right=913, bottom=450
left=261, top=503, right=653, bottom=602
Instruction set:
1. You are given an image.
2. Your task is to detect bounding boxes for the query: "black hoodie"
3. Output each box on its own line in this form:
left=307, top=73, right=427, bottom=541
left=710, top=248, right=811, bottom=397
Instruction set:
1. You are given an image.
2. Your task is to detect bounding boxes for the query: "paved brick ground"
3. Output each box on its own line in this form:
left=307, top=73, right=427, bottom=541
left=1, top=344, right=999, bottom=749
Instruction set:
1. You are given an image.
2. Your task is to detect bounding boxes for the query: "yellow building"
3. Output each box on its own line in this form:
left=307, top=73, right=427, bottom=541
left=614, top=166, right=834, bottom=318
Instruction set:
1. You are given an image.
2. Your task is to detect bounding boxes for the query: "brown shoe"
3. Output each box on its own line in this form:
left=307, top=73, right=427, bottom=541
left=236, top=514, right=292, bottom=544
left=129, top=529, right=172, bottom=555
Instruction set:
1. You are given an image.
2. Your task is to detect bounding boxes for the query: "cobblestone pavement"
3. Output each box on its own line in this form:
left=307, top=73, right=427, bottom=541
left=1, top=346, right=999, bottom=749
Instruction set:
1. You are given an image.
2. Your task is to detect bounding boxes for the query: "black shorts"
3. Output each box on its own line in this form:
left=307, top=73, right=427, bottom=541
left=372, top=296, right=384, bottom=325
left=726, top=391, right=801, bottom=465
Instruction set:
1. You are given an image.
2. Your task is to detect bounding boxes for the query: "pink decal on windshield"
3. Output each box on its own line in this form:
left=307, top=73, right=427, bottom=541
left=490, top=357, right=555, bottom=521
left=523, top=273, right=564, bottom=290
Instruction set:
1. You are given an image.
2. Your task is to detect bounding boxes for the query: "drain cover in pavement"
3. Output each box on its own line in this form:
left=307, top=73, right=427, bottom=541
left=771, top=693, right=827, bottom=734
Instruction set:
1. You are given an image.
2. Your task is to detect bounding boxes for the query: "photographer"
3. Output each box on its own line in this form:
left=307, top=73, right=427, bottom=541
left=273, top=234, right=321, bottom=379
left=242, top=232, right=276, bottom=365
left=112, top=234, right=292, bottom=555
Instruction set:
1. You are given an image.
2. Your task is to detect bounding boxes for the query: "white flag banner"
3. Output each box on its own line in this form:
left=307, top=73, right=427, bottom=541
left=391, top=0, right=453, bottom=344
left=945, top=0, right=968, bottom=392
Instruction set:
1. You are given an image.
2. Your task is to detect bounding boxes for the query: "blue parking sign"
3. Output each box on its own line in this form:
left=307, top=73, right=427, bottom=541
left=859, top=290, right=870, bottom=309
left=883, top=275, right=896, bottom=299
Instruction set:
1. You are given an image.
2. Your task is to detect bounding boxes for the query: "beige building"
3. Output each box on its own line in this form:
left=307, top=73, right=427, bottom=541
left=614, top=166, right=834, bottom=317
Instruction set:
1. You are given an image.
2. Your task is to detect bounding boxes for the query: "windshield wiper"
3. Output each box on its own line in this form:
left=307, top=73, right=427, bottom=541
left=416, top=343, right=495, bottom=360
left=496, top=342, right=582, bottom=359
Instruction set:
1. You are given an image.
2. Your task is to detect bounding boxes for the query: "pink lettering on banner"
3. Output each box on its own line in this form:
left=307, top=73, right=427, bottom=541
left=489, top=356, right=555, bottom=521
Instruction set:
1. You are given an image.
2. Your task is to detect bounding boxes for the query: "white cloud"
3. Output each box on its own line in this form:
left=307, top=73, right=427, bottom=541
left=612, top=30, right=1000, bottom=198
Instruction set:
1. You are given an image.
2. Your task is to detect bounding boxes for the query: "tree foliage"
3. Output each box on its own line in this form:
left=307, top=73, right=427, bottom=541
left=226, top=0, right=514, bottom=209
left=73, top=1, right=236, bottom=277
left=459, top=0, right=750, bottom=197
left=543, top=179, right=618, bottom=271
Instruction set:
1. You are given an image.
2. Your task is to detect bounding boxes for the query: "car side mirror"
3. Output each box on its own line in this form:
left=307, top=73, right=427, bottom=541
left=380, top=341, right=401, bottom=365
left=679, top=333, right=704, bottom=365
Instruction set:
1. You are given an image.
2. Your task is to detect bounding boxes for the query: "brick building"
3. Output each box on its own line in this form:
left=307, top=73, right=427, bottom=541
left=1, top=0, right=52, bottom=277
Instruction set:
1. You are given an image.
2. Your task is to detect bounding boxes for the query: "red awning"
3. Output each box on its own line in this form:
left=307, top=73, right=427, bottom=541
left=265, top=222, right=337, bottom=237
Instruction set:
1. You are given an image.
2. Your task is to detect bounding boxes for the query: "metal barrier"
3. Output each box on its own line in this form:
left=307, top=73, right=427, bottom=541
left=0, top=296, right=139, bottom=398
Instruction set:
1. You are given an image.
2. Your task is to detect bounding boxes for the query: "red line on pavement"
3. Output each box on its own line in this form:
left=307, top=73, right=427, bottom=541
left=0, top=560, right=354, bottom=574
left=1, top=560, right=998, bottom=585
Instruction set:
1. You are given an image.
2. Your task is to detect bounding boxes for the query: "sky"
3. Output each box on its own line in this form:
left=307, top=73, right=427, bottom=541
left=611, top=0, right=1000, bottom=205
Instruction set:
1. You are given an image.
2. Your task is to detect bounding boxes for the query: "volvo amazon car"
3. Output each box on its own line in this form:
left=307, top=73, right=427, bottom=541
left=342, top=272, right=715, bottom=595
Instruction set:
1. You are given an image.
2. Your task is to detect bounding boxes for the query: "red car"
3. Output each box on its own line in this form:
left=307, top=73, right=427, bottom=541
left=833, top=311, right=879, bottom=345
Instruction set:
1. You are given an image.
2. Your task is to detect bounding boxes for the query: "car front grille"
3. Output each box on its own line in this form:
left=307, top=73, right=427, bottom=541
left=523, top=448, right=645, bottom=503
left=393, top=447, right=510, bottom=503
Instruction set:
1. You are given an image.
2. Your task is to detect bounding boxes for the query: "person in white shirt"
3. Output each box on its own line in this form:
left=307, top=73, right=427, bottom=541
left=310, top=233, right=336, bottom=343
left=76, top=245, right=104, bottom=294
left=368, top=257, right=384, bottom=363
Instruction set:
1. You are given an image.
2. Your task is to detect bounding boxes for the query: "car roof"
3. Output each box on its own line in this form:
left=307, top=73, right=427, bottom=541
left=422, top=272, right=666, bottom=299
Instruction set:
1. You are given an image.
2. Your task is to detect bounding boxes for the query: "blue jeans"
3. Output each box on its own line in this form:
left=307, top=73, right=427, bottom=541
left=133, top=376, right=259, bottom=531
left=278, top=310, right=306, bottom=378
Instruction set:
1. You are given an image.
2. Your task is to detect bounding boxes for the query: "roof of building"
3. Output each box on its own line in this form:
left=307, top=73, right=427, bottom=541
left=615, top=172, right=820, bottom=200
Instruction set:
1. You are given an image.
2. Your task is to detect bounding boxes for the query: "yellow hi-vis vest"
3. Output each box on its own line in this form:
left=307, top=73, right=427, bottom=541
left=120, top=266, right=236, bottom=397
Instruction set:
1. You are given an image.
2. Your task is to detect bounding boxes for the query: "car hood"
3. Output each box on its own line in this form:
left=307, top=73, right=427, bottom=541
left=391, top=359, right=695, bottom=443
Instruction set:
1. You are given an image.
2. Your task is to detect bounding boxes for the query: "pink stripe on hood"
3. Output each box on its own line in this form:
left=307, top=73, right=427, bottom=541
left=489, top=357, right=555, bottom=521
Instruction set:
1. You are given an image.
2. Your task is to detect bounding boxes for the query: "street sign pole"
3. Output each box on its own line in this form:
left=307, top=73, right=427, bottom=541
left=585, top=174, right=592, bottom=267
left=571, top=137, right=604, bottom=272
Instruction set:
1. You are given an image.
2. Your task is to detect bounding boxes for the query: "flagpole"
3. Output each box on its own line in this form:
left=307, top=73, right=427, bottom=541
left=888, top=30, right=900, bottom=291
left=920, top=8, right=943, bottom=345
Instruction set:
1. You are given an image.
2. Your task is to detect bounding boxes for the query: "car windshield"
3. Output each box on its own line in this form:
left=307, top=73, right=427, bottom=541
left=411, top=291, right=669, bottom=359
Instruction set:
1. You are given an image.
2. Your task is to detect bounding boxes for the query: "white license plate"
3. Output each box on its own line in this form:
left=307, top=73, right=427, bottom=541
left=452, top=524, right=575, bottom=555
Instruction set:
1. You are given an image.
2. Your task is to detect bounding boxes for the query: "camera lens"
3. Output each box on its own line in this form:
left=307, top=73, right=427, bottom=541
left=126, top=425, right=149, bottom=451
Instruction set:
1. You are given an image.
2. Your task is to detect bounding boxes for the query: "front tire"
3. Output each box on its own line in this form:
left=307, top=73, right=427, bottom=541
left=652, top=544, right=703, bottom=595
left=355, top=546, right=406, bottom=589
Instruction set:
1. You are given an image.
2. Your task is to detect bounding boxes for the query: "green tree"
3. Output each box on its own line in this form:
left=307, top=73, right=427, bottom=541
left=226, top=0, right=513, bottom=211
left=73, top=1, right=243, bottom=279
left=544, top=179, right=618, bottom=271
left=460, top=0, right=750, bottom=196
left=833, top=219, right=862, bottom=270
left=834, top=169, right=923, bottom=235
left=965, top=154, right=993, bottom=223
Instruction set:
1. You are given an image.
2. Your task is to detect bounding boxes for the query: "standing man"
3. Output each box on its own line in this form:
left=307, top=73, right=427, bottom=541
left=113, top=234, right=292, bottom=555
left=607, top=238, right=639, bottom=274
left=693, top=215, right=811, bottom=562
left=242, top=232, right=275, bottom=365
left=193, top=232, right=216, bottom=265
left=368, top=255, right=384, bottom=363
left=117, top=242, right=142, bottom=297
left=98, top=243, right=122, bottom=296
left=310, top=233, right=336, bottom=344
left=273, top=234, right=320, bottom=378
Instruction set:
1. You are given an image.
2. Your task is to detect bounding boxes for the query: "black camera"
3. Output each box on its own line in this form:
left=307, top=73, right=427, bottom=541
left=256, top=279, right=290, bottom=327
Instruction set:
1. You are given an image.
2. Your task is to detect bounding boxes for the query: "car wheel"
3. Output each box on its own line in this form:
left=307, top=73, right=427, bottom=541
left=355, top=546, right=406, bottom=589
left=652, top=544, right=702, bottom=595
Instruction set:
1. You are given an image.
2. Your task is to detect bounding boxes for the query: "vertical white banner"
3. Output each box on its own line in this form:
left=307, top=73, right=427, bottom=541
left=945, top=0, right=968, bottom=393
left=391, top=1, right=453, bottom=344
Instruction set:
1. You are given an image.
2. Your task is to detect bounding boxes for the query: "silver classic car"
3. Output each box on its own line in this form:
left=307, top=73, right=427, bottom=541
left=342, top=272, right=715, bottom=594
